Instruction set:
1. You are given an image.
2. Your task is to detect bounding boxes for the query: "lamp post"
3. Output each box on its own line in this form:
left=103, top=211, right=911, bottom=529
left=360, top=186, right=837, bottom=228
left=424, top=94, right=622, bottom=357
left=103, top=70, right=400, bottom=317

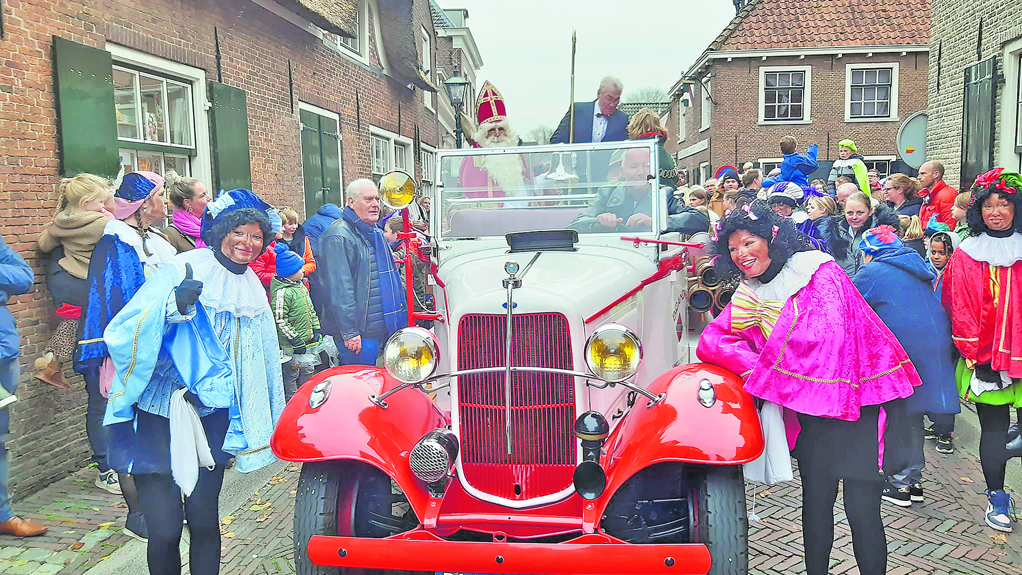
left=443, top=75, right=471, bottom=149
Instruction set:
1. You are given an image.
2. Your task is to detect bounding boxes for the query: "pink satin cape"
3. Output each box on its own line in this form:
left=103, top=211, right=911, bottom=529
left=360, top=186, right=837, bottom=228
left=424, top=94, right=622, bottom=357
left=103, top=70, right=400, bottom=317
left=698, top=259, right=920, bottom=422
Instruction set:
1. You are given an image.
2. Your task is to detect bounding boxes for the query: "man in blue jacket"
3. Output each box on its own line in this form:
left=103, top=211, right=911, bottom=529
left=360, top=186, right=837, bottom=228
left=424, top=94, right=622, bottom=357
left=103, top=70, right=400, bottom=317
left=0, top=234, right=46, bottom=537
left=550, top=77, right=628, bottom=185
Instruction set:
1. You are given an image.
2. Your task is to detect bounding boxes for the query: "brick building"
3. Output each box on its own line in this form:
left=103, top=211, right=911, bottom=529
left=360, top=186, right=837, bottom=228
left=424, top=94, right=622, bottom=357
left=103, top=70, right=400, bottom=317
left=0, top=0, right=459, bottom=495
left=926, top=1, right=1022, bottom=189
left=665, top=0, right=930, bottom=186
left=431, top=2, right=482, bottom=152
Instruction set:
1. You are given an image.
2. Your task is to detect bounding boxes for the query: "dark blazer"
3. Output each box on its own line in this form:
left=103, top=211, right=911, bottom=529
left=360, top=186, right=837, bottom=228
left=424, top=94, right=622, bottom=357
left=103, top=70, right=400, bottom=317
left=550, top=100, right=628, bottom=144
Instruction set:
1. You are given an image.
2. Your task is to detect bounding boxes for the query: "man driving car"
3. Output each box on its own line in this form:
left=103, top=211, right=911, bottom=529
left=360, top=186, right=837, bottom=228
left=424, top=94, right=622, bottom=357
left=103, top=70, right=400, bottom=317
left=569, top=148, right=653, bottom=233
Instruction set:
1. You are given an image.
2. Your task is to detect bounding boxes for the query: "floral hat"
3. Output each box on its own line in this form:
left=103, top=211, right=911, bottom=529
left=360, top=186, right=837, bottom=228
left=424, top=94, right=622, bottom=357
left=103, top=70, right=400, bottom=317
left=859, top=225, right=903, bottom=256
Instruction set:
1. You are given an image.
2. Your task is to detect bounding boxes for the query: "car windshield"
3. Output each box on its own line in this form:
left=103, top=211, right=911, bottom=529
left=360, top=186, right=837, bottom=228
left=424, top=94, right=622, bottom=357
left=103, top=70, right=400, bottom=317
left=436, top=140, right=658, bottom=239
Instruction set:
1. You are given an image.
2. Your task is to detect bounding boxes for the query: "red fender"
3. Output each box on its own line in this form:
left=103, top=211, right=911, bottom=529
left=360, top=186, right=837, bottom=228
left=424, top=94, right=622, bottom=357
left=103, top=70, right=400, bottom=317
left=270, top=365, right=447, bottom=521
left=584, top=363, right=763, bottom=529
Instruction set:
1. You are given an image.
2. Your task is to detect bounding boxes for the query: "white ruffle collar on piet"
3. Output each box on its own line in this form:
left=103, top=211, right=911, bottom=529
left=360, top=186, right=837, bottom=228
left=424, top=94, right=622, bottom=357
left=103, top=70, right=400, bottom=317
left=958, top=232, right=1022, bottom=267
left=167, top=248, right=270, bottom=318
left=744, top=250, right=834, bottom=302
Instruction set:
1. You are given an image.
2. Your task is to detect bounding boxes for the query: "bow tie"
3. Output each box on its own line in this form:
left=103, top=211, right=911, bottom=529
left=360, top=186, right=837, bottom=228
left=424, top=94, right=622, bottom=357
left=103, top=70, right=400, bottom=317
left=730, top=284, right=784, bottom=338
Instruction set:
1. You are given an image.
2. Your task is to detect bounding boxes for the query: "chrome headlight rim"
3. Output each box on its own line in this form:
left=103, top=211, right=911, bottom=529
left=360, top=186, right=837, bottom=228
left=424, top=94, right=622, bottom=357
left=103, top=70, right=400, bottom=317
left=584, top=323, right=643, bottom=383
left=382, top=326, right=441, bottom=384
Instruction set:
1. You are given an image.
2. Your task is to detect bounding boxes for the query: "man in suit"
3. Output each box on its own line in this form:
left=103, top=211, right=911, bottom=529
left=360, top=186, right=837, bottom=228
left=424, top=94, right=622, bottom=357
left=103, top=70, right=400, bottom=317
left=550, top=76, right=628, bottom=184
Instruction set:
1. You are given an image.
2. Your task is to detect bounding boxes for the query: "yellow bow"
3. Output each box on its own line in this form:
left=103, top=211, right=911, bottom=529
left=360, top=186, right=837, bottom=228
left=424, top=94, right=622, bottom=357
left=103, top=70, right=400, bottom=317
left=730, top=284, right=784, bottom=339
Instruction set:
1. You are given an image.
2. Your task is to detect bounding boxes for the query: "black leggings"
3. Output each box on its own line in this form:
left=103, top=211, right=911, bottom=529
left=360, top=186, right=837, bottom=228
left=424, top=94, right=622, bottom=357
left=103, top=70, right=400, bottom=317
left=135, top=467, right=226, bottom=575
left=800, top=466, right=887, bottom=575
left=976, top=403, right=1011, bottom=491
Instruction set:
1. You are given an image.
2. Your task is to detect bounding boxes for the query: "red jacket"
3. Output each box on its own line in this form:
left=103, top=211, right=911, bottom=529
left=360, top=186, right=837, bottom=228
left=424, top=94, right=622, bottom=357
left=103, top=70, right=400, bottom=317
left=249, top=241, right=277, bottom=288
left=919, top=180, right=957, bottom=228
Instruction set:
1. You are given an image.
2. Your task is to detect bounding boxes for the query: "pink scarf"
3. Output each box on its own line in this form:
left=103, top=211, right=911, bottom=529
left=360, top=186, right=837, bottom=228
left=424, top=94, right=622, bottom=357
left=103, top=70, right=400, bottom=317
left=113, top=197, right=145, bottom=220
left=172, top=210, right=207, bottom=249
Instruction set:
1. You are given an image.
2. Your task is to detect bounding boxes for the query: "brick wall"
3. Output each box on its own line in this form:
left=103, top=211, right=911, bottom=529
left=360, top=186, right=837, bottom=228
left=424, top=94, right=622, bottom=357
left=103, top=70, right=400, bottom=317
left=926, top=0, right=1022, bottom=187
left=669, top=51, right=928, bottom=182
left=0, top=0, right=439, bottom=497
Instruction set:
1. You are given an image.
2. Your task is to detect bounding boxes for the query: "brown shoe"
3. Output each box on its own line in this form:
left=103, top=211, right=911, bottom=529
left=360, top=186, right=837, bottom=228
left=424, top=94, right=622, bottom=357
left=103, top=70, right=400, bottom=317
left=34, top=359, right=69, bottom=390
left=0, top=517, right=48, bottom=537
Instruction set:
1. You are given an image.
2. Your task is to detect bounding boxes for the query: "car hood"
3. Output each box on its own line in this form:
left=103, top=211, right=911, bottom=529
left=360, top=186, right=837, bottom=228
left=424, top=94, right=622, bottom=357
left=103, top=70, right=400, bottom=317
left=438, top=246, right=657, bottom=321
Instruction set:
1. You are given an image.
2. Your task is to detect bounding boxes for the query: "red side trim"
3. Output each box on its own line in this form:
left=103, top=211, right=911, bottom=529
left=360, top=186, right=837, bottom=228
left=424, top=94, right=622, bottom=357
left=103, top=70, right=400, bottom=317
left=584, top=254, right=686, bottom=323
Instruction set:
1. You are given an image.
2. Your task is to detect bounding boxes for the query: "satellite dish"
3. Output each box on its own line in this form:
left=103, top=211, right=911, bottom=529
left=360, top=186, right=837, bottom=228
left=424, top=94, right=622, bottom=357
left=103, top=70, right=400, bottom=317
left=896, top=111, right=928, bottom=170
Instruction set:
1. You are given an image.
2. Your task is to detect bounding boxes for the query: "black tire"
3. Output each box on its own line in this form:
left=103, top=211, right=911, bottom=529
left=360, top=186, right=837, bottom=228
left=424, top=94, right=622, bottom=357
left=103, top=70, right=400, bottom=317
left=294, top=462, right=424, bottom=575
left=693, top=465, right=749, bottom=575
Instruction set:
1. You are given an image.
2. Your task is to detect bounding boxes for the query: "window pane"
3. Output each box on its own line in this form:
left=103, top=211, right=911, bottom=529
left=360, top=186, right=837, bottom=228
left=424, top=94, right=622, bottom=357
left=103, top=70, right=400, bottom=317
left=137, top=151, right=163, bottom=174
left=790, top=105, right=802, bottom=119
left=876, top=86, right=889, bottom=101
left=877, top=102, right=890, bottom=116
left=119, top=149, right=137, bottom=175
left=394, top=143, right=408, bottom=170
left=864, top=87, right=876, bottom=101
left=765, top=73, right=777, bottom=87
left=166, top=82, right=193, bottom=147
left=792, top=72, right=804, bottom=87
left=114, top=69, right=140, bottom=140
left=852, top=70, right=863, bottom=85
left=765, top=90, right=776, bottom=104
left=851, top=87, right=863, bottom=102
left=879, top=69, right=892, bottom=84
left=864, top=70, right=877, bottom=84
left=777, top=104, right=789, bottom=117
left=139, top=75, right=167, bottom=143
left=851, top=102, right=862, bottom=116
left=764, top=106, right=776, bottom=119
left=778, top=74, right=790, bottom=87
left=164, top=154, right=189, bottom=176
left=790, top=89, right=802, bottom=104
left=863, top=102, right=876, bottom=116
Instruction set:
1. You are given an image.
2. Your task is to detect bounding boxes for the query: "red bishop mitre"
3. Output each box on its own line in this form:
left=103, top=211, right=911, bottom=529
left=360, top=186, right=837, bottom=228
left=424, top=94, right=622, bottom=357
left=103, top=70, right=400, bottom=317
left=475, top=81, right=507, bottom=126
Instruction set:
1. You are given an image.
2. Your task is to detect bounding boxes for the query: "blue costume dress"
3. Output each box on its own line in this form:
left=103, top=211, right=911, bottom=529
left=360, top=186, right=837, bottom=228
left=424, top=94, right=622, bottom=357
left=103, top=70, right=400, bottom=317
left=103, top=248, right=285, bottom=475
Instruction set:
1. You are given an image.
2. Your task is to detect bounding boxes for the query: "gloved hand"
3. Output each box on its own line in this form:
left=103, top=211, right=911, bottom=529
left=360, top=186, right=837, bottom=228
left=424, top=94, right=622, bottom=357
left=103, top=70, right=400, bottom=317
left=182, top=390, right=205, bottom=409
left=175, top=263, right=203, bottom=315
left=974, top=363, right=1000, bottom=384
left=312, top=329, right=322, bottom=340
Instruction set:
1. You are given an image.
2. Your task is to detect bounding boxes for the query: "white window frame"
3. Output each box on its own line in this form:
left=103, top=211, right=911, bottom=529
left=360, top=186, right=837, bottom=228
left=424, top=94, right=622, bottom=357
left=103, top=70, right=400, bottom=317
left=369, top=125, right=413, bottom=179
left=700, top=78, right=712, bottom=132
left=758, top=65, right=812, bottom=125
left=334, top=0, right=370, bottom=64
left=998, top=37, right=1022, bottom=170
left=677, top=102, right=687, bottom=143
left=106, top=43, right=211, bottom=186
left=298, top=101, right=344, bottom=200
left=758, top=157, right=784, bottom=176
left=698, top=161, right=711, bottom=184
left=844, top=62, right=900, bottom=122
left=419, top=145, right=436, bottom=202
left=421, top=26, right=434, bottom=111
left=862, top=155, right=897, bottom=178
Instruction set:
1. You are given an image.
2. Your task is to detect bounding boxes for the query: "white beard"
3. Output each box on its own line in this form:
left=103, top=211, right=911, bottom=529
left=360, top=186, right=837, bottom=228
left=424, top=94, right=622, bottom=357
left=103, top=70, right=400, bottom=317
left=477, top=122, right=525, bottom=196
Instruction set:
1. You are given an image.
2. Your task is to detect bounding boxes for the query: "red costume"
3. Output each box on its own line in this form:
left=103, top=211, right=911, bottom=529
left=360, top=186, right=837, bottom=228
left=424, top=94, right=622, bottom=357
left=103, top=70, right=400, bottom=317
left=941, top=233, right=1022, bottom=378
left=919, top=180, right=957, bottom=228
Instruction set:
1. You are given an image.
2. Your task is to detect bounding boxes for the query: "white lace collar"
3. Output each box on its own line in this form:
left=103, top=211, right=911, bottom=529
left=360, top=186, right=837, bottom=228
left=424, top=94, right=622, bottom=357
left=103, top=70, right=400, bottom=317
left=958, top=232, right=1022, bottom=267
left=104, top=219, right=177, bottom=267
left=166, top=249, right=270, bottom=318
left=744, top=250, right=833, bottom=302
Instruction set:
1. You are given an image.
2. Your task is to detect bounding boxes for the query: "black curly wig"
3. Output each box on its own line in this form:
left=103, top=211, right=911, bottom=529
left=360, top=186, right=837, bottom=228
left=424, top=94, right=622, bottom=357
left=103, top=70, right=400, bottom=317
left=964, top=169, right=1022, bottom=236
left=201, top=207, right=273, bottom=253
left=711, top=201, right=813, bottom=281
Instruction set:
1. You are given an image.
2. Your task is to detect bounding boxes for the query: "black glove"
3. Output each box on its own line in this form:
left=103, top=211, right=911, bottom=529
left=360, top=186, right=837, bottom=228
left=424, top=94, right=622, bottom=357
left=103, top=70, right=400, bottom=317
left=175, top=263, right=203, bottom=315
left=182, top=390, right=205, bottom=409
left=974, top=363, right=1001, bottom=384
left=312, top=329, right=322, bottom=340
left=292, top=345, right=307, bottom=355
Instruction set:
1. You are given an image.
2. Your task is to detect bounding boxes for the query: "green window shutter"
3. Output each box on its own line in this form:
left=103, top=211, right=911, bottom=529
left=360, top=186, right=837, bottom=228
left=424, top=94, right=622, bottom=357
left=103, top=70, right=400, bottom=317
left=208, top=82, right=252, bottom=193
left=52, top=36, right=120, bottom=178
left=299, top=110, right=342, bottom=218
left=960, top=57, right=997, bottom=192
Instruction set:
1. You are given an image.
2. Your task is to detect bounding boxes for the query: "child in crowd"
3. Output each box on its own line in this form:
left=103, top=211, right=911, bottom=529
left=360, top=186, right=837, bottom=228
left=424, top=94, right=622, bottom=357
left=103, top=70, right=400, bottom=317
left=384, top=217, right=430, bottom=316
left=928, top=230, right=958, bottom=298
left=761, top=135, right=819, bottom=191
left=826, top=139, right=870, bottom=196
left=278, top=207, right=316, bottom=276
left=270, top=243, right=321, bottom=401
left=951, top=191, right=971, bottom=242
left=36, top=173, right=116, bottom=389
left=896, top=215, right=927, bottom=259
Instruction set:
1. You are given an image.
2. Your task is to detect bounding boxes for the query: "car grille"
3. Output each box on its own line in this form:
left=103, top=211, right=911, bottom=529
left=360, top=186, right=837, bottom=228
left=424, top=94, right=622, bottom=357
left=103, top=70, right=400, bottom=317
left=457, top=313, right=576, bottom=502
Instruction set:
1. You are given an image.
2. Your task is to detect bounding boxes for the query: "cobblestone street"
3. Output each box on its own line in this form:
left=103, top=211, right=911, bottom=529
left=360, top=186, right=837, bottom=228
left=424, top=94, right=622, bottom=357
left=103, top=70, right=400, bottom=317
left=0, top=407, right=1020, bottom=575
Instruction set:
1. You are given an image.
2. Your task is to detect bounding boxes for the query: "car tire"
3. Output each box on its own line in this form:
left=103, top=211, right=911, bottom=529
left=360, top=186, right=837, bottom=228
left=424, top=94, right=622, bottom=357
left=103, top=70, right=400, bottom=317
left=693, top=465, right=749, bottom=575
left=294, top=462, right=423, bottom=575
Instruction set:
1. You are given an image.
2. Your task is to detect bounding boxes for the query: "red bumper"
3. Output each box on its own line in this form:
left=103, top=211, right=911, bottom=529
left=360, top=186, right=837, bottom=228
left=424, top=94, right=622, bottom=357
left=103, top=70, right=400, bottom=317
left=307, top=531, right=711, bottom=574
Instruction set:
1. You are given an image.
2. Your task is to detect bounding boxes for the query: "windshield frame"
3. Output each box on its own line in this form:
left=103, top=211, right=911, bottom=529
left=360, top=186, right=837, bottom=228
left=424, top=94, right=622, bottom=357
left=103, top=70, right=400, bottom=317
left=432, top=139, right=661, bottom=241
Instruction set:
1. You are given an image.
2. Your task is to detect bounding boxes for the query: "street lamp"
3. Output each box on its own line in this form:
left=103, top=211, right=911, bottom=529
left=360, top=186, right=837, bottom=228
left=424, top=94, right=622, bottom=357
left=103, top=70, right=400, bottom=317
left=443, top=75, right=471, bottom=149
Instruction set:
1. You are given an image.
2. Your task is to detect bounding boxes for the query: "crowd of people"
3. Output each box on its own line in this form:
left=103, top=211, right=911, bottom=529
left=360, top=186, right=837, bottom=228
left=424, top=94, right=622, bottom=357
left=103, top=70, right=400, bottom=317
left=0, top=72, right=1014, bottom=575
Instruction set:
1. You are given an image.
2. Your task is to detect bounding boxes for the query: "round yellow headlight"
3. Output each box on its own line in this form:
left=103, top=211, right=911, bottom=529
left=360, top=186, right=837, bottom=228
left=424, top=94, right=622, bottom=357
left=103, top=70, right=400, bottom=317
left=584, top=324, right=642, bottom=383
left=383, top=327, right=440, bottom=384
left=379, top=170, right=416, bottom=210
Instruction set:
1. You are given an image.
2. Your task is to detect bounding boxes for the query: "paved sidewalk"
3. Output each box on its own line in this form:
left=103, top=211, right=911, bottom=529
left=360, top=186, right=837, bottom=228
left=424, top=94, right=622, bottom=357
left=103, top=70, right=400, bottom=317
left=0, top=412, right=1021, bottom=575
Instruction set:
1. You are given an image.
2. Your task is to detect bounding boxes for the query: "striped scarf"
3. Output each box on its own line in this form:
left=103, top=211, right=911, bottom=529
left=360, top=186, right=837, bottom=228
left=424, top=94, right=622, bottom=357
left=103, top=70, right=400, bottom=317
left=730, top=283, right=785, bottom=339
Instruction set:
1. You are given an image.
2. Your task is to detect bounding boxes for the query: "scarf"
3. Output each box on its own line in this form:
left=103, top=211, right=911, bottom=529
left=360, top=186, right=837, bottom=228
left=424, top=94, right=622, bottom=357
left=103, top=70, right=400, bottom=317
left=114, top=197, right=145, bottom=220
left=342, top=207, right=406, bottom=335
left=172, top=210, right=208, bottom=249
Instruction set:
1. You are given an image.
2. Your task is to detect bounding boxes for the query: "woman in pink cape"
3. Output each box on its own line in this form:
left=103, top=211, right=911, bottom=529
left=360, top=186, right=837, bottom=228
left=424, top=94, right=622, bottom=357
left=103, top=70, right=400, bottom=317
left=697, top=204, right=920, bottom=575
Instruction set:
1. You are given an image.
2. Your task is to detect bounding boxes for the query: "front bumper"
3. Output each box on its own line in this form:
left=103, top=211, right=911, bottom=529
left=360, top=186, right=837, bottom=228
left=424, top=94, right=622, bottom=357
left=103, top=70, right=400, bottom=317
left=307, top=531, right=711, bottom=574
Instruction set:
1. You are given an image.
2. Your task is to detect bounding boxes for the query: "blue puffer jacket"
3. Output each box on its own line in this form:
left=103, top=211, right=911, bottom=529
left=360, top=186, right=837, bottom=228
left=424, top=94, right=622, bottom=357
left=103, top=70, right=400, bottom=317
left=852, top=246, right=960, bottom=415
left=0, top=235, right=33, bottom=361
left=303, top=204, right=343, bottom=253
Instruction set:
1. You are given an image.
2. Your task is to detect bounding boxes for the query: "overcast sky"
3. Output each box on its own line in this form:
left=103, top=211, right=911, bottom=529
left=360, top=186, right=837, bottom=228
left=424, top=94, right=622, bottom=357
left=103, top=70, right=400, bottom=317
left=434, top=0, right=738, bottom=138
